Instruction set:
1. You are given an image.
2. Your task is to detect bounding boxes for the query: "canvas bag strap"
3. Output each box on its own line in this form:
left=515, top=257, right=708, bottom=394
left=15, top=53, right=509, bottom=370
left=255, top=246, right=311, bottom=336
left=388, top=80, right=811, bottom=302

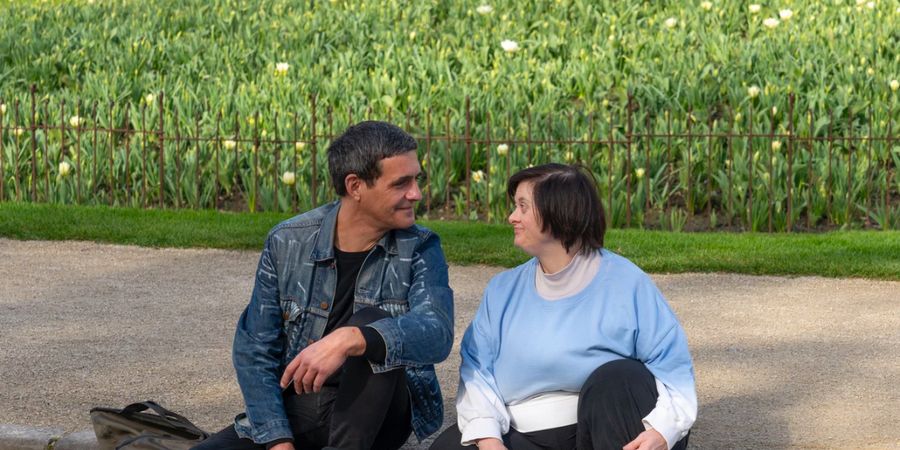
left=119, top=401, right=207, bottom=437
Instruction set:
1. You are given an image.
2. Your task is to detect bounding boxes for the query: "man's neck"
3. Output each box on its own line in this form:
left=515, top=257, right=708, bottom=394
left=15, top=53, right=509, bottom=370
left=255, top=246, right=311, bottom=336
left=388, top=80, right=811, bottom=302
left=334, top=199, right=386, bottom=252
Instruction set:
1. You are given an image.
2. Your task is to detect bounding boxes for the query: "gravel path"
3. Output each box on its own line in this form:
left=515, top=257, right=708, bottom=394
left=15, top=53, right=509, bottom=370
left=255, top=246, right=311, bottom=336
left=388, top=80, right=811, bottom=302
left=1, top=238, right=898, bottom=449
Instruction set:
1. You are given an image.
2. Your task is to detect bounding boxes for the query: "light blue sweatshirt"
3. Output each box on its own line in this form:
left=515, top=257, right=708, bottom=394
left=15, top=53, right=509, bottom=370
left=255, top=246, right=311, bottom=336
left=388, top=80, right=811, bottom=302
left=456, top=249, right=696, bottom=447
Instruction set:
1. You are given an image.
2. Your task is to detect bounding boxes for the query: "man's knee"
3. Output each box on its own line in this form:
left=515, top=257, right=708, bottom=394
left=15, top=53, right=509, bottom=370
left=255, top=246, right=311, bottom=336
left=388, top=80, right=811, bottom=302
left=346, top=306, right=391, bottom=327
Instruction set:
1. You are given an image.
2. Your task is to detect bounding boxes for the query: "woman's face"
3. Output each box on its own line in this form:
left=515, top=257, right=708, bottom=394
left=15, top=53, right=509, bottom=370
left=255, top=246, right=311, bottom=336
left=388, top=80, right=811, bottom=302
left=508, top=181, right=557, bottom=257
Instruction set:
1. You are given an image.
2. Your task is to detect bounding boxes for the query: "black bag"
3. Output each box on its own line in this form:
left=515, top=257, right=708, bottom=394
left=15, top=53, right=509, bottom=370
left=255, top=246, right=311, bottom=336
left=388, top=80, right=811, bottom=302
left=90, top=401, right=210, bottom=450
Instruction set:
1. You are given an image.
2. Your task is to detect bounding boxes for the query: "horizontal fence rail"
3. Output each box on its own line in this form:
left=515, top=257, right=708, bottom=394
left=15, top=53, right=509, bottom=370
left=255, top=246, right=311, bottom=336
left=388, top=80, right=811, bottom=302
left=0, top=87, right=897, bottom=231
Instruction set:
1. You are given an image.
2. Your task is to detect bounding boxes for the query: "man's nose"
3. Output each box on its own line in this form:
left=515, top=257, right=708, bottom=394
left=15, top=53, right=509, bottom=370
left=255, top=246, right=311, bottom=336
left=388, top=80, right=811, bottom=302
left=408, top=182, right=423, bottom=201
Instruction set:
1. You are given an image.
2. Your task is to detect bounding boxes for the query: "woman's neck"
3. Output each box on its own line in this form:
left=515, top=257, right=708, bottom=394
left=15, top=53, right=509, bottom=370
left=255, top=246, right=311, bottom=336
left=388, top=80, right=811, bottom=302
left=536, top=244, right=577, bottom=274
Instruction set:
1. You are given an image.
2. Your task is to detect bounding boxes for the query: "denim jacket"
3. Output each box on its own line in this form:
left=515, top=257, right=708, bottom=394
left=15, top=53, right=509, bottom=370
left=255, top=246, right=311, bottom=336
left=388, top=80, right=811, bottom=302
left=231, top=201, right=454, bottom=444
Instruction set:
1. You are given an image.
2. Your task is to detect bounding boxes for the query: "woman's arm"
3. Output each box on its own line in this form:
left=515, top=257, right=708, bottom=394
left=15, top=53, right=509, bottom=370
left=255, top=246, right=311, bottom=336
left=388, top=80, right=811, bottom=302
left=456, top=286, right=511, bottom=445
left=633, top=277, right=698, bottom=449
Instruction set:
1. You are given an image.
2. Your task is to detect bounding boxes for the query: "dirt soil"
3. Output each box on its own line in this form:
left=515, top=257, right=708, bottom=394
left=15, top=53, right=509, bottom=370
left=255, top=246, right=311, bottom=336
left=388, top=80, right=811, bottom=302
left=0, top=238, right=898, bottom=449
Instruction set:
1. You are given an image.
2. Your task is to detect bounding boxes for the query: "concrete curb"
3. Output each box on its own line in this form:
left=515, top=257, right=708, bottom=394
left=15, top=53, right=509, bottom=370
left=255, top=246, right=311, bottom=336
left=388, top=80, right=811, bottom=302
left=0, top=425, right=96, bottom=450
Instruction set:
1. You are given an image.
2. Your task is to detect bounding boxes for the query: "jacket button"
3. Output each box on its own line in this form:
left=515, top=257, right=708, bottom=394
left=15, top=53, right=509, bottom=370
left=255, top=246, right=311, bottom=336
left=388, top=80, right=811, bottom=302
left=320, top=302, right=329, bottom=310
left=282, top=311, right=290, bottom=320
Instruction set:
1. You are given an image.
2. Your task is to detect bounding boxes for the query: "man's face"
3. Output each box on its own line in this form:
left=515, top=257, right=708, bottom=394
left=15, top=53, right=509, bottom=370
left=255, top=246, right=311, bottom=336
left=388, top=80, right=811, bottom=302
left=357, top=151, right=423, bottom=231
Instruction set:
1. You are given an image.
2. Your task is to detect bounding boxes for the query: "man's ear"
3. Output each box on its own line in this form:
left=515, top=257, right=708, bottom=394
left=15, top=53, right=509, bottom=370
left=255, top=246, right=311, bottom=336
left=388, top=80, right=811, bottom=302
left=344, top=174, right=363, bottom=201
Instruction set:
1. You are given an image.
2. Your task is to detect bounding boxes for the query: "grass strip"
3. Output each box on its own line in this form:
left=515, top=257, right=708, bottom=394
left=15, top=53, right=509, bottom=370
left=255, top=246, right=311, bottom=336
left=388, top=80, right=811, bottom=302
left=1, top=202, right=898, bottom=280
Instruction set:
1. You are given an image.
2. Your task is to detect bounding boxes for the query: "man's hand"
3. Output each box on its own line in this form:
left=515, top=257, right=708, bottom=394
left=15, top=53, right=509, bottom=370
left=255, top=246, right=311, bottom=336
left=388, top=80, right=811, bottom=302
left=475, top=438, right=507, bottom=450
left=279, top=327, right=366, bottom=394
left=623, top=429, right=667, bottom=450
left=269, top=443, right=295, bottom=450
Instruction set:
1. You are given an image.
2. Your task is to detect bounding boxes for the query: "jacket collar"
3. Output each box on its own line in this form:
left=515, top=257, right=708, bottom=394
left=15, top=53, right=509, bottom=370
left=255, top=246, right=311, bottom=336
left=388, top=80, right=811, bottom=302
left=310, top=201, right=400, bottom=262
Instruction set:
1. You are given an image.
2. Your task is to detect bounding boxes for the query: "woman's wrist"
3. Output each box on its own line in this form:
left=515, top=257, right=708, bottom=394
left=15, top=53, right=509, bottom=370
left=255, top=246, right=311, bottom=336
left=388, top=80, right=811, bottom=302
left=475, top=437, right=504, bottom=449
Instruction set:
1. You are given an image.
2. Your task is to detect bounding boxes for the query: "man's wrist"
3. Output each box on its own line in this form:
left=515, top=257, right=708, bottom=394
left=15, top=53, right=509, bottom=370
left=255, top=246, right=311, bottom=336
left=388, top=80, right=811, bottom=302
left=265, top=438, right=293, bottom=450
left=339, top=326, right=367, bottom=357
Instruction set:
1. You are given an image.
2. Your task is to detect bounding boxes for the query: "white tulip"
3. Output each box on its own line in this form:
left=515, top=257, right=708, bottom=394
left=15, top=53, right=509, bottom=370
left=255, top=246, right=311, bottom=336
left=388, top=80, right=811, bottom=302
left=635, top=168, right=645, bottom=179
left=748, top=85, right=761, bottom=98
left=275, top=62, right=290, bottom=75
left=0, top=103, right=6, bottom=114
left=59, top=161, right=71, bottom=177
left=763, top=17, right=780, bottom=28
left=295, top=141, right=306, bottom=151
left=701, top=1, right=713, bottom=10
left=472, top=170, right=485, bottom=183
left=223, top=139, right=237, bottom=150
left=69, top=116, right=82, bottom=128
left=664, top=17, right=678, bottom=28
left=771, top=140, right=782, bottom=151
left=496, top=143, right=509, bottom=156
left=282, top=171, right=296, bottom=186
left=779, top=9, right=793, bottom=20
left=890, top=79, right=899, bottom=91
left=476, top=4, right=493, bottom=14
left=501, top=40, right=519, bottom=52
left=749, top=4, right=761, bottom=13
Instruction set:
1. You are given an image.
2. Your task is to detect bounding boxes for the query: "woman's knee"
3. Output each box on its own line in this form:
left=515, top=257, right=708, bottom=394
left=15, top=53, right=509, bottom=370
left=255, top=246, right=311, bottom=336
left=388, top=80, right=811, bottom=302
left=580, top=358, right=656, bottom=398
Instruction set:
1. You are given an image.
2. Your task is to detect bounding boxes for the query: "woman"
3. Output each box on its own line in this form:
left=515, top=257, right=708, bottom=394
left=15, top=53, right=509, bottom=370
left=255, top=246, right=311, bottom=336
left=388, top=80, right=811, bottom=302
left=431, top=164, right=696, bottom=450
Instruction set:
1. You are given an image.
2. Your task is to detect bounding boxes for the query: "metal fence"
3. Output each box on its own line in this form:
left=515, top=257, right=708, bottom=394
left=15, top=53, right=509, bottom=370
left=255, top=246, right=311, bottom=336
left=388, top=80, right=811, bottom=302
left=1, top=86, right=897, bottom=231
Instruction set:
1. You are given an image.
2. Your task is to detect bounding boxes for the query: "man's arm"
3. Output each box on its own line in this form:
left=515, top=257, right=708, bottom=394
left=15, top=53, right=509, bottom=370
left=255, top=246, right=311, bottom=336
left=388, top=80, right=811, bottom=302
left=232, top=235, right=294, bottom=444
left=365, top=233, right=454, bottom=370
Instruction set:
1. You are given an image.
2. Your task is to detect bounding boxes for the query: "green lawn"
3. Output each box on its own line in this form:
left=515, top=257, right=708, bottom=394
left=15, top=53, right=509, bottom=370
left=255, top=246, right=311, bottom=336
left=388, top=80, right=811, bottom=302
left=1, top=202, right=898, bottom=280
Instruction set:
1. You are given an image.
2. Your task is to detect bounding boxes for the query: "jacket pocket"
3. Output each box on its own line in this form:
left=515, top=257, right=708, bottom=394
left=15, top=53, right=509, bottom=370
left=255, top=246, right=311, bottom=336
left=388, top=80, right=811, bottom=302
left=280, top=296, right=303, bottom=352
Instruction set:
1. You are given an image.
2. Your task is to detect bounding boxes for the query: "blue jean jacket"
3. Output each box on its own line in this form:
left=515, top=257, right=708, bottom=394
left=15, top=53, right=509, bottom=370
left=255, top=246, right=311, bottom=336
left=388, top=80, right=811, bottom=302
left=231, top=201, right=454, bottom=443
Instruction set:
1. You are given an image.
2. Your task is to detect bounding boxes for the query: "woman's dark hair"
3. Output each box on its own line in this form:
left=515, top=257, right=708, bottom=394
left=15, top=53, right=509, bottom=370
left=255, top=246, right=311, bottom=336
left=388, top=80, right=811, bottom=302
left=507, top=163, right=606, bottom=254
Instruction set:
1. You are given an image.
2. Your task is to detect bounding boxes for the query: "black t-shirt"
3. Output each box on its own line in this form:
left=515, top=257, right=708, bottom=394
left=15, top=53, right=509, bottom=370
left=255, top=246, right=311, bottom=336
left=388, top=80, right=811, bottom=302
left=326, top=247, right=387, bottom=364
left=324, top=247, right=370, bottom=335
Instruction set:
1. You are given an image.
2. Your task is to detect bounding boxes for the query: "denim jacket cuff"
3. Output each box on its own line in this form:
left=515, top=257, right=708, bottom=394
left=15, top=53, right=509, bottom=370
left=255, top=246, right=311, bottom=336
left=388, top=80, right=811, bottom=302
left=365, top=319, right=405, bottom=372
left=234, top=414, right=293, bottom=444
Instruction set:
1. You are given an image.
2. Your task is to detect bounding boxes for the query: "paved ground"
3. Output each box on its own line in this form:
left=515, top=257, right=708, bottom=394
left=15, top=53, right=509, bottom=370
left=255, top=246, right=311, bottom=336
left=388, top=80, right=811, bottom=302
left=0, top=238, right=898, bottom=449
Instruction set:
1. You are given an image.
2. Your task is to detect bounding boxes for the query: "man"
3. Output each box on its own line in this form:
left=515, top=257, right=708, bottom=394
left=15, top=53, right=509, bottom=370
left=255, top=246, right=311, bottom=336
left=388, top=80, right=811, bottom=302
left=194, top=121, right=454, bottom=450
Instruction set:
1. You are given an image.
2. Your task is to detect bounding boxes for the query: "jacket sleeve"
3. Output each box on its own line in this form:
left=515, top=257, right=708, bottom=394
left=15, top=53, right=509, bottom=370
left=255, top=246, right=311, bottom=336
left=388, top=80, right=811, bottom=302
left=633, top=277, right=697, bottom=449
left=366, top=233, right=455, bottom=371
left=456, top=284, right=510, bottom=445
left=232, top=235, right=292, bottom=444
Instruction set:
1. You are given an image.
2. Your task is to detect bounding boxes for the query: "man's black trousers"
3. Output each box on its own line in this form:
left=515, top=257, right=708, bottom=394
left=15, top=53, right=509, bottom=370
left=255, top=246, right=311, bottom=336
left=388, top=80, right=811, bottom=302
left=192, top=308, right=412, bottom=450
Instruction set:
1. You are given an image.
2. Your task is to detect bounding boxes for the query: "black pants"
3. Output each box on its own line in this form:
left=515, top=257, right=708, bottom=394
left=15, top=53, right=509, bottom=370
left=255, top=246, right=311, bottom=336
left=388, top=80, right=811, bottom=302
left=192, top=308, right=412, bottom=450
left=430, top=359, right=689, bottom=450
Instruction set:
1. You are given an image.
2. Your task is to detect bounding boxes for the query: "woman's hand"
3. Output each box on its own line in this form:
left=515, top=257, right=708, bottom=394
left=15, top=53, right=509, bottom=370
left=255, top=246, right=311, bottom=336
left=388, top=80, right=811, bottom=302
left=623, top=429, right=667, bottom=450
left=475, top=437, right=507, bottom=450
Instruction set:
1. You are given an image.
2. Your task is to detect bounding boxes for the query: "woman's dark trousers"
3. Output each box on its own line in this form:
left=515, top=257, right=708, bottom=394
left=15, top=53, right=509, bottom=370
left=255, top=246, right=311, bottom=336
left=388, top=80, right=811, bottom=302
left=430, top=359, right=689, bottom=450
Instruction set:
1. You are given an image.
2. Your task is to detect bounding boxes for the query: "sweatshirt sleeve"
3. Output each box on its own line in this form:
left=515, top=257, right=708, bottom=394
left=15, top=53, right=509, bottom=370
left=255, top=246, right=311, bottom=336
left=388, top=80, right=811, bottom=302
left=633, top=277, right=697, bottom=449
left=456, top=286, right=510, bottom=445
